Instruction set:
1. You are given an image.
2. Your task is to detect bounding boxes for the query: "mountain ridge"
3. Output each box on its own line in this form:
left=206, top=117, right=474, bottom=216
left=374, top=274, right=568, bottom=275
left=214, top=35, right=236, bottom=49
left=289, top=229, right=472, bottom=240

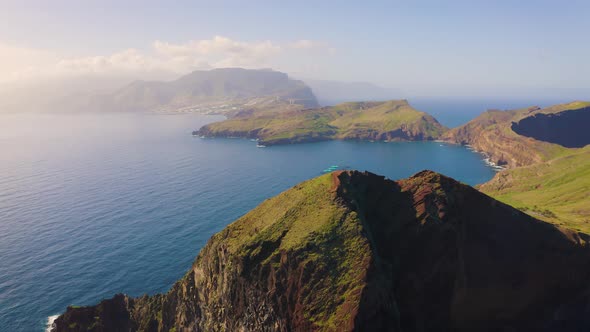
left=36, top=68, right=318, bottom=114
left=52, top=170, right=590, bottom=331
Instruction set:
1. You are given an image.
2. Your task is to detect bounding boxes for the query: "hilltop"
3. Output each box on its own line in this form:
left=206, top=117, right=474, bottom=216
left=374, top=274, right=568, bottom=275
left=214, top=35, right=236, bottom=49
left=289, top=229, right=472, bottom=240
left=196, top=100, right=446, bottom=145
left=52, top=170, right=590, bottom=331
left=442, top=101, right=590, bottom=168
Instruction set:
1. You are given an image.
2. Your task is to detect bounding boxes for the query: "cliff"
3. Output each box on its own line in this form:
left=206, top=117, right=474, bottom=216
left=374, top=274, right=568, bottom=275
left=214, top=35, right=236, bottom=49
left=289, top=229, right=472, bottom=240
left=196, top=100, right=446, bottom=145
left=52, top=170, right=590, bottom=331
left=442, top=101, right=590, bottom=168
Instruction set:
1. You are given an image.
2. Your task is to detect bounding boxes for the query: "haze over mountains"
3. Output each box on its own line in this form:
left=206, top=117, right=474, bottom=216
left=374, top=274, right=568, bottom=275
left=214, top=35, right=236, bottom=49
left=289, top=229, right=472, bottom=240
left=0, top=68, right=406, bottom=113
left=302, top=79, right=400, bottom=106
left=51, top=68, right=320, bottom=113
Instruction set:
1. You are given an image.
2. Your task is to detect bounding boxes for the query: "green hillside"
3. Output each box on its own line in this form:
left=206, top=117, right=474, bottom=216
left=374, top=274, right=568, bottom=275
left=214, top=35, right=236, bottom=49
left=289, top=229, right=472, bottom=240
left=197, top=100, right=446, bottom=145
left=481, top=145, right=590, bottom=232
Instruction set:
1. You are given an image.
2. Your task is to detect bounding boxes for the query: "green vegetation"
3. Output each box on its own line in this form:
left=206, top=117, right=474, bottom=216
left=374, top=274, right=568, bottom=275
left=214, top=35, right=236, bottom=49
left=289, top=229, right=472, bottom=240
left=481, top=145, right=590, bottom=232
left=198, top=100, right=446, bottom=145
left=443, top=101, right=590, bottom=232
left=206, top=173, right=372, bottom=329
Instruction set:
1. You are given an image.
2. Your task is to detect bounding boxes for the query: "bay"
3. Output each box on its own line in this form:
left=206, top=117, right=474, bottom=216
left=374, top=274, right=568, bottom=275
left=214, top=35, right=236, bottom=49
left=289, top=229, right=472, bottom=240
left=0, top=112, right=495, bottom=331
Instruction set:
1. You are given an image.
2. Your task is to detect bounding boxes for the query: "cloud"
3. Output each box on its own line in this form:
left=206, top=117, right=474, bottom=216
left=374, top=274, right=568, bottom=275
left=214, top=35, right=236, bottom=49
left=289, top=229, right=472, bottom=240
left=153, top=36, right=283, bottom=69
left=0, top=36, right=333, bottom=84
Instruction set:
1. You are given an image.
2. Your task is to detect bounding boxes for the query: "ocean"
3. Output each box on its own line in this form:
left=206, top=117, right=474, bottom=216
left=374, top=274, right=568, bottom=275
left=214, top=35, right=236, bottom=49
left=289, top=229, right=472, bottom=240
left=0, top=107, right=500, bottom=331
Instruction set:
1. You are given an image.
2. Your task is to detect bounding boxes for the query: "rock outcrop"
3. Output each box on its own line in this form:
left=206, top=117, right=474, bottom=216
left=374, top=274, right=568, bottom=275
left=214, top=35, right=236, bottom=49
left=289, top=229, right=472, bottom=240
left=511, top=106, right=590, bottom=148
left=52, top=170, right=590, bottom=331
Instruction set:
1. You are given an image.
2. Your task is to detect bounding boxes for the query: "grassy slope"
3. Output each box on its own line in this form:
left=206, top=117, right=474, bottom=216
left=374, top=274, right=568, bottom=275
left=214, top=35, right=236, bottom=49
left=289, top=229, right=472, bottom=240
left=481, top=145, right=590, bottom=232
left=208, top=173, right=370, bottom=329
left=199, top=100, right=446, bottom=144
left=446, top=101, right=590, bottom=231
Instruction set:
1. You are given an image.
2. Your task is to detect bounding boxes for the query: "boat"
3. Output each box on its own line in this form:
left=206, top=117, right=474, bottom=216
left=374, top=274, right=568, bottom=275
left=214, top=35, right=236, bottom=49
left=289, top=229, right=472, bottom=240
left=322, top=165, right=340, bottom=173
left=256, top=144, right=267, bottom=148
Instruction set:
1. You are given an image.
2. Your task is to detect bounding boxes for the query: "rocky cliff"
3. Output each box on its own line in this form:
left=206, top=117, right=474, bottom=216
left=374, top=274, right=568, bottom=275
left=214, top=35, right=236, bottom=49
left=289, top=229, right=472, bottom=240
left=52, top=170, right=590, bottom=331
left=511, top=106, right=590, bottom=148
left=442, top=101, right=590, bottom=168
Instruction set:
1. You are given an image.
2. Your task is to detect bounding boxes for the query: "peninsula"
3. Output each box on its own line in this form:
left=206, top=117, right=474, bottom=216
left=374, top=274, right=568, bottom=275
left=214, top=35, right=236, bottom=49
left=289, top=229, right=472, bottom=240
left=196, top=100, right=447, bottom=145
left=442, top=101, right=590, bottom=168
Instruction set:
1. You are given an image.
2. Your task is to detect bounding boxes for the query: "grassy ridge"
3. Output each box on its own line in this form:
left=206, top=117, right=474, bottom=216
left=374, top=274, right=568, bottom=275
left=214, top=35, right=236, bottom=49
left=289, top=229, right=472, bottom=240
left=481, top=145, right=590, bottom=232
left=208, top=173, right=372, bottom=329
left=197, top=100, right=446, bottom=145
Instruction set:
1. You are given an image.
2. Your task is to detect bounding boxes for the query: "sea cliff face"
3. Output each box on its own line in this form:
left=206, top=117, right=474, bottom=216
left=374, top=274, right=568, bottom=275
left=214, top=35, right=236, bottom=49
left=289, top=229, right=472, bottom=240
left=442, top=102, right=590, bottom=168
left=52, top=170, right=590, bottom=331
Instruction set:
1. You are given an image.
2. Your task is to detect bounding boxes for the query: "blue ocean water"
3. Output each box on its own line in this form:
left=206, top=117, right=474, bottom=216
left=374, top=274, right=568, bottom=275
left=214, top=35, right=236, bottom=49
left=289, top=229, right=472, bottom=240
left=411, top=97, right=570, bottom=127
left=0, top=111, right=497, bottom=331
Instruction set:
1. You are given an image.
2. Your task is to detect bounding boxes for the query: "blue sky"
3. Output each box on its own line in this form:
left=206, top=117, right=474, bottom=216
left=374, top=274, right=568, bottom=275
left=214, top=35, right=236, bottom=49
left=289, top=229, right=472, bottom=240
left=1, top=0, right=589, bottom=97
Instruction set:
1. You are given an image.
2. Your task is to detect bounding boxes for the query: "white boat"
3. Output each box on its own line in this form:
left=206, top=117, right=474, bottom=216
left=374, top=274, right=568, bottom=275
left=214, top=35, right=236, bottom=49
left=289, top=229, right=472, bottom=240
left=256, top=144, right=267, bottom=148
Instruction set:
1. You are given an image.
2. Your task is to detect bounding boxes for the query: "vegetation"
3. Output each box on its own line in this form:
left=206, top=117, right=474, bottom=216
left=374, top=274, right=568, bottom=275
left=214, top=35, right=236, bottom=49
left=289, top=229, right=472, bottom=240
left=198, top=100, right=447, bottom=145
left=481, top=145, right=590, bottom=232
left=206, top=173, right=371, bottom=329
left=53, top=170, right=590, bottom=331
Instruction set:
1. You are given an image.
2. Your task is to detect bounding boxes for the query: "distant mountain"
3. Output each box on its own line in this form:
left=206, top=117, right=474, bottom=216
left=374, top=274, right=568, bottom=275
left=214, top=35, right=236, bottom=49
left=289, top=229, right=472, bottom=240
left=303, top=79, right=401, bottom=106
left=52, top=170, right=590, bottom=331
left=97, top=68, right=318, bottom=112
left=197, top=99, right=446, bottom=145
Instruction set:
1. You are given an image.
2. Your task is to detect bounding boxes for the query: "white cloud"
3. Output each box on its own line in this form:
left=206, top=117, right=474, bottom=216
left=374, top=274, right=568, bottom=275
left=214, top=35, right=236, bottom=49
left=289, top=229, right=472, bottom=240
left=0, top=36, right=333, bottom=84
left=288, top=40, right=323, bottom=49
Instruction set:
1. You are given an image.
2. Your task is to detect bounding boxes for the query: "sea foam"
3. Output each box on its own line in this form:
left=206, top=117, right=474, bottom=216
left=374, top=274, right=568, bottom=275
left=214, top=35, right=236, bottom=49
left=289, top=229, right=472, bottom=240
left=46, top=315, right=59, bottom=332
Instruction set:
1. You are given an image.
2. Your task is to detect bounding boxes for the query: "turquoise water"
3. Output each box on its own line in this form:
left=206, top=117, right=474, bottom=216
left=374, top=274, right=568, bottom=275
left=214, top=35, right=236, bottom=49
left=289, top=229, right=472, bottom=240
left=0, top=112, right=496, bottom=331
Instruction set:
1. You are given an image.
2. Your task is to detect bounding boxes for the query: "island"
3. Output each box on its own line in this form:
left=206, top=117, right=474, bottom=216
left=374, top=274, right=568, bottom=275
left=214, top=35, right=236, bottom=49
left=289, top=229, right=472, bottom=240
left=195, top=100, right=447, bottom=145
left=52, top=170, right=590, bottom=331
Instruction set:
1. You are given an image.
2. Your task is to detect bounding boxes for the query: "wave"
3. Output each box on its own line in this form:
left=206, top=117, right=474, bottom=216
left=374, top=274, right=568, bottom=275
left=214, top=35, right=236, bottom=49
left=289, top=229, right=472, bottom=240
left=46, top=315, right=59, bottom=332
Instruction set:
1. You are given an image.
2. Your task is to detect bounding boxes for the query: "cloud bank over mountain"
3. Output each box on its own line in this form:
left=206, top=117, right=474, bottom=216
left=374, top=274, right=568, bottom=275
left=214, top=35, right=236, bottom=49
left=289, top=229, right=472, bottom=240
left=0, top=36, right=333, bottom=85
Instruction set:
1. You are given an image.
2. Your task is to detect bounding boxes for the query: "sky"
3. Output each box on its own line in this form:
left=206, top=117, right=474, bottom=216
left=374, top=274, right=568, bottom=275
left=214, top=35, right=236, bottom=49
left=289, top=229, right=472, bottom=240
left=1, top=0, right=589, bottom=97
